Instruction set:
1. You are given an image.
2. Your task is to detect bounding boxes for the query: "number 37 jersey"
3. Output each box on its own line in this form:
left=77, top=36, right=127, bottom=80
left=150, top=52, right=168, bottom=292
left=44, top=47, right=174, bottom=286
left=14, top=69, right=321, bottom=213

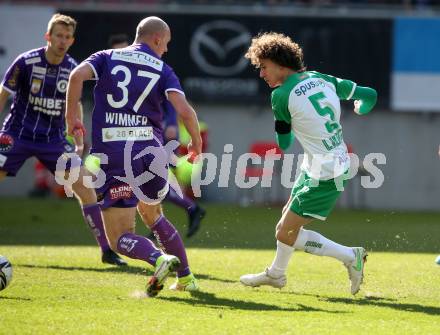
left=84, top=43, right=184, bottom=153
left=271, top=71, right=357, bottom=180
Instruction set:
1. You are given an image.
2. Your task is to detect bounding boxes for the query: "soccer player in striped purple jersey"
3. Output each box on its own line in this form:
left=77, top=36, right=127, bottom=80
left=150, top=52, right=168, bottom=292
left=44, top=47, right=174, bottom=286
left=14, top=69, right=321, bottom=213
left=66, top=17, right=202, bottom=295
left=0, top=13, right=126, bottom=267
left=0, top=14, right=77, bottom=163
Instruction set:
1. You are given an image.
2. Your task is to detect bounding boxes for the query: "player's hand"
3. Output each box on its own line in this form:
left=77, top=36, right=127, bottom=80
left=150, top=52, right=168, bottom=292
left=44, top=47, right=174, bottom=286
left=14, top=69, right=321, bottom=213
left=67, top=119, right=86, bottom=137
left=70, top=119, right=86, bottom=157
left=73, top=128, right=84, bottom=157
left=187, top=140, right=202, bottom=163
left=72, top=119, right=87, bottom=136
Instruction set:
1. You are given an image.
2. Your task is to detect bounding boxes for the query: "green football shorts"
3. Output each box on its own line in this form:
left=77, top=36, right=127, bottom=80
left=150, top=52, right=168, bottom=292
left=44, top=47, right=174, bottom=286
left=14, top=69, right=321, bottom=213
left=289, top=171, right=347, bottom=221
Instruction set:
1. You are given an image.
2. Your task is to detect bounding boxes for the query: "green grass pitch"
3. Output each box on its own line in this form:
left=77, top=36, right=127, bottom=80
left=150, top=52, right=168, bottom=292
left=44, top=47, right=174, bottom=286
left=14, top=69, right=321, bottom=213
left=0, top=198, right=439, bottom=334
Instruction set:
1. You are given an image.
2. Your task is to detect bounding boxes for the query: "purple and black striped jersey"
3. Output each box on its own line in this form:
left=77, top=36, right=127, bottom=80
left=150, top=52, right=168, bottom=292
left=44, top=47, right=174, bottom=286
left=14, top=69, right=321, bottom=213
left=1, top=47, right=78, bottom=143
left=84, top=43, right=184, bottom=153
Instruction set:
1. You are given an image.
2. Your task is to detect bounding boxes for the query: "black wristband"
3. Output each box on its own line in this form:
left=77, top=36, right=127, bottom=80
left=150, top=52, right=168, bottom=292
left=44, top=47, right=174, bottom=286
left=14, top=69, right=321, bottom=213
left=275, top=120, right=291, bottom=134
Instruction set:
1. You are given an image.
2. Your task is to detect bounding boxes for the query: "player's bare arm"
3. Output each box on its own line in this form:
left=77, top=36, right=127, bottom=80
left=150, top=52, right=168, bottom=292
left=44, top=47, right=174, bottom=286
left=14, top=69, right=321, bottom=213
left=168, top=91, right=202, bottom=156
left=66, top=63, right=93, bottom=152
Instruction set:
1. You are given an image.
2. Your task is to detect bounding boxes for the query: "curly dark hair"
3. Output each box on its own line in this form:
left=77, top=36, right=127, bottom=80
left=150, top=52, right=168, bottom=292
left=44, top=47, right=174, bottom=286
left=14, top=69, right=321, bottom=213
left=245, top=32, right=305, bottom=72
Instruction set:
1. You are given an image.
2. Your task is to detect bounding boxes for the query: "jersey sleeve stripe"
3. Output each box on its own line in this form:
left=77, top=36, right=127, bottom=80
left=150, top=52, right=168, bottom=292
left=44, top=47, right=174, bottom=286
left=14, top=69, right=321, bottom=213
left=84, top=61, right=99, bottom=80
left=165, top=88, right=185, bottom=99
left=346, top=82, right=357, bottom=100
left=0, top=84, right=16, bottom=94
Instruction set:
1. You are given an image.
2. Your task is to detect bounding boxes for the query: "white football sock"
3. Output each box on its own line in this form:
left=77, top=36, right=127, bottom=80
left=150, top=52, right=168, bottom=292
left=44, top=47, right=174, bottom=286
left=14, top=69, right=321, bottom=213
left=293, top=228, right=355, bottom=264
left=268, top=240, right=295, bottom=278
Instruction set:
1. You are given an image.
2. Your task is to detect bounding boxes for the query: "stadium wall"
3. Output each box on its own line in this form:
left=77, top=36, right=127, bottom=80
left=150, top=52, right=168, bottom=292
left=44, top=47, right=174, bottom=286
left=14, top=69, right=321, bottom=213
left=0, top=5, right=54, bottom=80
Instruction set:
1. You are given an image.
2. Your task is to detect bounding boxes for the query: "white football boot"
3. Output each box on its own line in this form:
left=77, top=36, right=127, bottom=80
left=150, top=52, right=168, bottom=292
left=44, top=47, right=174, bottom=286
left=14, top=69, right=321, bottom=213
left=344, top=247, right=368, bottom=295
left=240, top=268, right=286, bottom=289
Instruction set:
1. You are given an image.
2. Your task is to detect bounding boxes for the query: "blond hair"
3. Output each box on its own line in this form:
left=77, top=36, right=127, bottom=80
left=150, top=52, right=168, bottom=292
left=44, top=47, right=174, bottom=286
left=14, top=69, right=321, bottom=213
left=47, top=13, right=77, bottom=35
left=245, top=32, right=305, bottom=71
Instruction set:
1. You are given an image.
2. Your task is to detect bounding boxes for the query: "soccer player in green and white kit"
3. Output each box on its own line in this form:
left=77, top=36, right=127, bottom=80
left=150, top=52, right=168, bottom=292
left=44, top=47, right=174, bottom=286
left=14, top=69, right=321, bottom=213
left=240, top=32, right=377, bottom=295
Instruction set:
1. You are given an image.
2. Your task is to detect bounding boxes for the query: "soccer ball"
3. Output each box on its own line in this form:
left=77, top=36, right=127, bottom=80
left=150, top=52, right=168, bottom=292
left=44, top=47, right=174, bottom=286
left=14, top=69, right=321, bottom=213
left=436, top=255, right=440, bottom=266
left=0, top=255, right=13, bottom=291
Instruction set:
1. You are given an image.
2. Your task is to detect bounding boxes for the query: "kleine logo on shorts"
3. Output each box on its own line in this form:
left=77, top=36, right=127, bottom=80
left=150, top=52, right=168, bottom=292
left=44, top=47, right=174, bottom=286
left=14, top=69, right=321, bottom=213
left=109, top=184, right=133, bottom=200
left=0, top=134, right=14, bottom=153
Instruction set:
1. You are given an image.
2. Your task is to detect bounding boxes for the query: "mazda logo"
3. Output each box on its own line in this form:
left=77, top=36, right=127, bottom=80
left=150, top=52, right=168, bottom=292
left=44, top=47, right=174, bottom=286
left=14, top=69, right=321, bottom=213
left=190, top=20, right=251, bottom=76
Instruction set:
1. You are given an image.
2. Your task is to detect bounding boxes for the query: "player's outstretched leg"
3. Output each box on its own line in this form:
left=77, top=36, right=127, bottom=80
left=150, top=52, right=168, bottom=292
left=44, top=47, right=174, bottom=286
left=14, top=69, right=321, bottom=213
left=240, top=208, right=368, bottom=295
left=116, top=232, right=179, bottom=297
left=73, top=170, right=127, bottom=267
left=81, top=203, right=127, bottom=266
left=150, top=215, right=199, bottom=291
left=240, top=240, right=290, bottom=288
left=292, top=228, right=367, bottom=295
left=102, top=205, right=180, bottom=297
left=138, top=202, right=199, bottom=292
left=240, top=209, right=306, bottom=290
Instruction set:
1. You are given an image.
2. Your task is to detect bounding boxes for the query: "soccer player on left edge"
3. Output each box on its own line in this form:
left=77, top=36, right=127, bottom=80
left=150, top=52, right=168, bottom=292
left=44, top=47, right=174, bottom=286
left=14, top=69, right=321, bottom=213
left=0, top=13, right=126, bottom=267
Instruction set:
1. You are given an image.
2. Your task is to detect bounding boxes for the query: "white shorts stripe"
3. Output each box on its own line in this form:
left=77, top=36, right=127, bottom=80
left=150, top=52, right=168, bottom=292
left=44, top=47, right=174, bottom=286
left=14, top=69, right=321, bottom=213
left=303, top=212, right=327, bottom=221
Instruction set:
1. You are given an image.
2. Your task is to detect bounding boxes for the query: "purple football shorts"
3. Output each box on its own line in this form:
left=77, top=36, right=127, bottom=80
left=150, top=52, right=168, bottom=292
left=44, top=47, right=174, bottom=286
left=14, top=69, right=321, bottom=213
left=94, top=146, right=169, bottom=209
left=0, top=132, right=74, bottom=176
